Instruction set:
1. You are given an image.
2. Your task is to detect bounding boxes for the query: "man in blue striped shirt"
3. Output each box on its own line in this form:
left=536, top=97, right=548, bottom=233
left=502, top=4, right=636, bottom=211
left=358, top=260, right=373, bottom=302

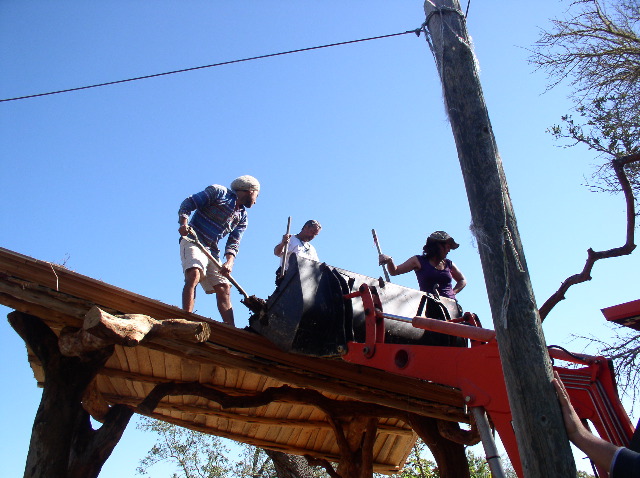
left=178, top=175, right=260, bottom=326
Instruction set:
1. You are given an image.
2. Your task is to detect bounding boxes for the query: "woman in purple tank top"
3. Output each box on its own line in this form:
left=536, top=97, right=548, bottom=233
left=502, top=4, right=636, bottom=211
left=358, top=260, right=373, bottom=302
left=378, top=231, right=467, bottom=300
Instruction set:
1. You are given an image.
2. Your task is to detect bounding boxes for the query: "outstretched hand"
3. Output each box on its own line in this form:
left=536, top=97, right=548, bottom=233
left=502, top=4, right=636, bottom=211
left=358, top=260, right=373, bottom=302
left=552, top=371, right=582, bottom=440
left=552, top=371, right=622, bottom=472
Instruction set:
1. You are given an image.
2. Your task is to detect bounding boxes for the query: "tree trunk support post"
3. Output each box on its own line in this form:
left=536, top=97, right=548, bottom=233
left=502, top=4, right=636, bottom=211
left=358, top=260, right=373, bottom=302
left=8, top=311, right=133, bottom=478
left=422, top=1, right=577, bottom=475
left=409, top=415, right=471, bottom=478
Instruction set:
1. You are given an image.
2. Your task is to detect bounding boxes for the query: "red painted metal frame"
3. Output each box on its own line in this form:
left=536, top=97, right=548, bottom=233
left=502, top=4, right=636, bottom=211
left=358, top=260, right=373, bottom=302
left=602, top=298, right=640, bottom=330
left=342, top=284, right=634, bottom=477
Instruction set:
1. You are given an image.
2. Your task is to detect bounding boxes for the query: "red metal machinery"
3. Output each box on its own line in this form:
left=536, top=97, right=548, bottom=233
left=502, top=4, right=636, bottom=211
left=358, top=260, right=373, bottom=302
left=250, top=257, right=635, bottom=476
left=342, top=284, right=634, bottom=477
left=603, top=299, right=640, bottom=330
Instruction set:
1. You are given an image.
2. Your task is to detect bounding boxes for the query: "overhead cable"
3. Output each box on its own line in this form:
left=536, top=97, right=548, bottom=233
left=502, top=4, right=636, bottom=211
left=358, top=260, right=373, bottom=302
left=1, top=29, right=419, bottom=103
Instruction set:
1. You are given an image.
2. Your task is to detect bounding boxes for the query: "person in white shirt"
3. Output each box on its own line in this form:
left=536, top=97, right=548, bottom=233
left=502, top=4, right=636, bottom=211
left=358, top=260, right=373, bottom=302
left=274, top=220, right=322, bottom=266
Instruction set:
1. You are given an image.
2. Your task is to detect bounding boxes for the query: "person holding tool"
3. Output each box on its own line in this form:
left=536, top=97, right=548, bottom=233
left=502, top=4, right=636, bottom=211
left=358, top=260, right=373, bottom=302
left=178, top=175, right=260, bottom=326
left=378, top=231, right=466, bottom=300
left=274, top=219, right=322, bottom=264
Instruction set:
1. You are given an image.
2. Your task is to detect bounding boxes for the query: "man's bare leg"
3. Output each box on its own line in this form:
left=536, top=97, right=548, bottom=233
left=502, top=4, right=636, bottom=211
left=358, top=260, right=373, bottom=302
left=214, top=283, right=235, bottom=326
left=182, top=267, right=201, bottom=312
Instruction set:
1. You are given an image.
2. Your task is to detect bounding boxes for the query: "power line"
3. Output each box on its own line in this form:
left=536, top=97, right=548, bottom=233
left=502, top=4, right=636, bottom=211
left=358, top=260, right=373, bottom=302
left=1, top=29, right=419, bottom=103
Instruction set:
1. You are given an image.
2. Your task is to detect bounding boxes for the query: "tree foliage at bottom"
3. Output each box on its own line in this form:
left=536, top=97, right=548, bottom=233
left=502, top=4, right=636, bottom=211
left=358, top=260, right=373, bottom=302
left=137, top=419, right=598, bottom=478
left=136, top=418, right=234, bottom=478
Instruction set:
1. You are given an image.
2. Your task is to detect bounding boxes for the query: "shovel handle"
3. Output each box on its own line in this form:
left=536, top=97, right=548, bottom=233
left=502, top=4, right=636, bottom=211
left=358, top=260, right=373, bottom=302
left=372, top=229, right=391, bottom=282
left=280, top=216, right=292, bottom=278
left=184, top=228, right=249, bottom=299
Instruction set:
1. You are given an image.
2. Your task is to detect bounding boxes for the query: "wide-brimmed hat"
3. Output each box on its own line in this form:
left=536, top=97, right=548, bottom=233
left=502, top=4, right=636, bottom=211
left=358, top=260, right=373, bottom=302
left=427, top=231, right=459, bottom=249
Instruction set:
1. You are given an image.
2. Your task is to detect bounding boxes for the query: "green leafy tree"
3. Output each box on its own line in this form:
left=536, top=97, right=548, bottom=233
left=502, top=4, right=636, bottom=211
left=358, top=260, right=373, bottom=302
left=382, top=442, right=521, bottom=478
left=231, top=446, right=274, bottom=478
left=394, top=441, right=439, bottom=478
left=138, top=420, right=597, bottom=478
left=137, top=418, right=321, bottom=478
left=136, top=418, right=232, bottom=478
left=578, top=471, right=597, bottom=478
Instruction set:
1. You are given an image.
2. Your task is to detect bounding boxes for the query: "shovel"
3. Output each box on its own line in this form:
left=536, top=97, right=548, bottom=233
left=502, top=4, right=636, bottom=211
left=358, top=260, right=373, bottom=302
left=279, top=216, right=292, bottom=278
left=372, top=228, right=391, bottom=282
left=182, top=227, right=265, bottom=314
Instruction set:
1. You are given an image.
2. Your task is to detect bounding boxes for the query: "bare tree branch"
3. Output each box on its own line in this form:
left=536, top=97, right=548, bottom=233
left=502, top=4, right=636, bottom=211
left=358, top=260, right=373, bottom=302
left=530, top=0, right=640, bottom=203
left=531, top=0, right=640, bottom=103
left=303, top=455, right=341, bottom=478
left=575, top=328, right=640, bottom=407
left=137, top=382, right=410, bottom=422
left=540, top=153, right=639, bottom=320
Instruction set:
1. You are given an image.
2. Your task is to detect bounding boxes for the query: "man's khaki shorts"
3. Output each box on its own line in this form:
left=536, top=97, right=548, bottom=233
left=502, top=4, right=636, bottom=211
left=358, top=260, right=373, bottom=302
left=180, top=238, right=230, bottom=293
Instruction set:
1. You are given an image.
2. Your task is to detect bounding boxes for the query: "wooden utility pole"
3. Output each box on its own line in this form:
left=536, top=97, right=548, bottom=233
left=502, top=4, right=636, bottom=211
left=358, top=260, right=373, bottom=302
left=422, top=1, right=577, bottom=476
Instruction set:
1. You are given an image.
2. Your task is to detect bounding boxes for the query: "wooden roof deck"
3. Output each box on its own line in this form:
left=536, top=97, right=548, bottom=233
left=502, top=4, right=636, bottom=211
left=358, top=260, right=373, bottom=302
left=0, top=247, right=467, bottom=474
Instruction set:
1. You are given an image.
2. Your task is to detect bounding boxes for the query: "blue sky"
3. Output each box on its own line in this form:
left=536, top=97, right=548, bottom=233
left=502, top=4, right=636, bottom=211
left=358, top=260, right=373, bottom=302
left=1, top=1, right=638, bottom=475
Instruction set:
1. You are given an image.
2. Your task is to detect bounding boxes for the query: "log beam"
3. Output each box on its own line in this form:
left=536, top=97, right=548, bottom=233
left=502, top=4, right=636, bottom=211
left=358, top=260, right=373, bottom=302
left=104, top=392, right=413, bottom=434
left=138, top=382, right=410, bottom=421
left=57, top=307, right=210, bottom=356
left=82, top=378, right=111, bottom=423
left=59, top=325, right=112, bottom=357
left=409, top=414, right=470, bottom=478
left=437, top=418, right=481, bottom=445
left=84, top=306, right=211, bottom=345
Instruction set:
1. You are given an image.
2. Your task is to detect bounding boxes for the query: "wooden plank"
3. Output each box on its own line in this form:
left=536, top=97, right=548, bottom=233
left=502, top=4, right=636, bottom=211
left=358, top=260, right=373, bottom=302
left=163, top=352, right=183, bottom=382
left=0, top=290, right=81, bottom=326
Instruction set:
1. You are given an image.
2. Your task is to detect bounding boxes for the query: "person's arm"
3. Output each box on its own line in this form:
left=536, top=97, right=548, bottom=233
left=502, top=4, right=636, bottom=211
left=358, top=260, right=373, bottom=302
left=224, top=211, right=247, bottom=258
left=450, top=262, right=467, bottom=295
left=552, top=373, right=620, bottom=472
left=379, top=255, right=421, bottom=276
left=178, top=198, right=195, bottom=236
left=219, top=252, right=235, bottom=276
left=274, top=234, right=292, bottom=257
left=178, top=185, right=220, bottom=235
